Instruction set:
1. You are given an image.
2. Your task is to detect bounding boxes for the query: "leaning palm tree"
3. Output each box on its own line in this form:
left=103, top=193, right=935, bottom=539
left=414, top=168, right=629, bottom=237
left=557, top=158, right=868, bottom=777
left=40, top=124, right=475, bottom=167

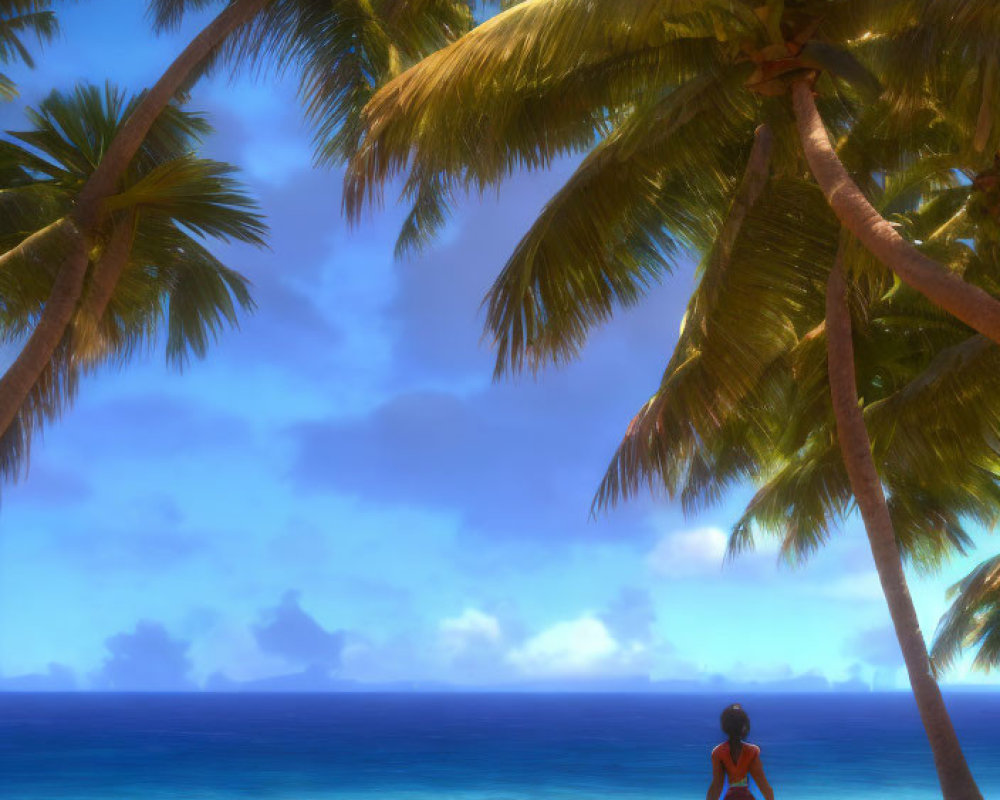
left=0, top=0, right=58, bottom=99
left=344, top=5, right=1000, bottom=797
left=0, top=0, right=475, bottom=479
left=0, top=82, right=266, bottom=479
left=597, top=110, right=1000, bottom=799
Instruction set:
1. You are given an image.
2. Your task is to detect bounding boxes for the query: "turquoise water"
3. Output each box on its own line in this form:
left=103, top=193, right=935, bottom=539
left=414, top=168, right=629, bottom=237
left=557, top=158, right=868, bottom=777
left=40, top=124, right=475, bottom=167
left=1, top=693, right=997, bottom=799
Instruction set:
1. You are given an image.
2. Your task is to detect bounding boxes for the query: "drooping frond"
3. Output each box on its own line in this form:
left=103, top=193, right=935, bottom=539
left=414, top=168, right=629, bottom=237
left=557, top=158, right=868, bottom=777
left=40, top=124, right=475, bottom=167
left=304, top=0, right=473, bottom=162
left=0, top=331, right=76, bottom=484
left=146, top=0, right=219, bottom=32
left=484, top=70, right=758, bottom=375
left=595, top=176, right=838, bottom=512
left=211, top=0, right=472, bottom=164
left=887, top=478, right=984, bottom=573
left=122, top=222, right=256, bottom=368
left=932, top=554, right=1000, bottom=674
left=0, top=0, right=57, bottom=100
left=153, top=0, right=475, bottom=165
left=344, top=0, right=746, bottom=218
left=728, top=433, right=851, bottom=564
left=105, top=156, right=267, bottom=245
left=393, top=167, right=452, bottom=258
left=729, top=314, right=1000, bottom=571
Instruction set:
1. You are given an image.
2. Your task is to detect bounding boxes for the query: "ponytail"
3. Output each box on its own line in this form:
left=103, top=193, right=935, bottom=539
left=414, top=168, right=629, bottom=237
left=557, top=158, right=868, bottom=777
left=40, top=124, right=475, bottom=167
left=720, top=703, right=751, bottom=748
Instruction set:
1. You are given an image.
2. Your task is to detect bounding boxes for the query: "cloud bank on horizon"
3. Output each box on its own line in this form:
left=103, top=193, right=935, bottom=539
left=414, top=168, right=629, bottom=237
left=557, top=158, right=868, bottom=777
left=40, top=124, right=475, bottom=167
left=0, top=1, right=997, bottom=693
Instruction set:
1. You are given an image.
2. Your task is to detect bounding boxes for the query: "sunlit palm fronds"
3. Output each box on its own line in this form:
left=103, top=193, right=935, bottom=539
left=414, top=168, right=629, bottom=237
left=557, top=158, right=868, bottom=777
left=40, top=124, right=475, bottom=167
left=344, top=0, right=746, bottom=218
left=595, top=175, right=837, bottom=512
left=932, top=554, right=1000, bottom=674
left=149, top=0, right=475, bottom=164
left=484, top=70, right=757, bottom=376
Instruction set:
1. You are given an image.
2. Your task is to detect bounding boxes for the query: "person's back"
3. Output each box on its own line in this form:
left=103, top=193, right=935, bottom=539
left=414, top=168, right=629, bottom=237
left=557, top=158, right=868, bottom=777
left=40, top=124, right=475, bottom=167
left=706, top=703, right=774, bottom=800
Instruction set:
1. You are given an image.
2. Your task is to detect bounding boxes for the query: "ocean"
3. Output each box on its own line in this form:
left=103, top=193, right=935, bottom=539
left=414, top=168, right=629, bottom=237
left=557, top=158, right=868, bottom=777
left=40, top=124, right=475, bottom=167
left=0, top=693, right=997, bottom=800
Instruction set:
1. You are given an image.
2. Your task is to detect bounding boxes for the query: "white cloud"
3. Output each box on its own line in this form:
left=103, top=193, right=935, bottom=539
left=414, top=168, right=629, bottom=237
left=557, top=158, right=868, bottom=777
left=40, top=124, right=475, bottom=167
left=646, top=527, right=728, bottom=577
left=506, top=616, right=626, bottom=677
left=439, top=608, right=502, bottom=656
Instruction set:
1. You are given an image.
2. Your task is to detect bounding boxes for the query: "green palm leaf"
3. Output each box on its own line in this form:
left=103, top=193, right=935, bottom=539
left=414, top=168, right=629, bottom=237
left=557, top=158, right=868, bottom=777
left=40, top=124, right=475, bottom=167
left=0, top=1, right=57, bottom=100
left=0, top=82, right=266, bottom=480
left=485, top=70, right=758, bottom=375
left=932, top=554, right=1000, bottom=674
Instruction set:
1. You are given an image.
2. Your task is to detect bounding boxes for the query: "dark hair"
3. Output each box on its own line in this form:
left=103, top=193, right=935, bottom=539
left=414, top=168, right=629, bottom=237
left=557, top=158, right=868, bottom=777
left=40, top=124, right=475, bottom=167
left=720, top=703, right=751, bottom=749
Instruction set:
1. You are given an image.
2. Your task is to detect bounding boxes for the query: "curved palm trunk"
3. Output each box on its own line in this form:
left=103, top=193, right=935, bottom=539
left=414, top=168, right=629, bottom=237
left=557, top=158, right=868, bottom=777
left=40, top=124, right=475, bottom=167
left=0, top=0, right=269, bottom=446
left=0, top=217, right=70, bottom=271
left=691, top=123, right=773, bottom=323
left=794, top=79, right=1000, bottom=346
left=711, top=124, right=773, bottom=277
left=80, top=212, right=137, bottom=321
left=0, top=228, right=88, bottom=468
left=826, top=247, right=983, bottom=800
left=76, top=0, right=270, bottom=225
left=76, top=212, right=137, bottom=363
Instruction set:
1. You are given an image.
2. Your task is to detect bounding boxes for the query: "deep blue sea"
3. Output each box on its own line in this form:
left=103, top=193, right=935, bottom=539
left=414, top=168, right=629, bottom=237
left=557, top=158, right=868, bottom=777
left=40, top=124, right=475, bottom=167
left=0, top=693, right=998, bottom=800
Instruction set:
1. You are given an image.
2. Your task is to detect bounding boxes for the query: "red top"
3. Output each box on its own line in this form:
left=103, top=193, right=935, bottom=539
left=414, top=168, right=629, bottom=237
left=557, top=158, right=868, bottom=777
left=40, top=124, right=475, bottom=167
left=711, top=741, right=760, bottom=787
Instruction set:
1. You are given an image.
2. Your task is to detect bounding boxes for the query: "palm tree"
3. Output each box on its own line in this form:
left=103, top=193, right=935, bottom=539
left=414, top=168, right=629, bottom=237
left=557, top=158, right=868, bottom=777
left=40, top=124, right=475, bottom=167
left=596, top=118, right=1000, bottom=798
left=824, top=247, right=985, bottom=800
left=0, top=0, right=475, bottom=476
left=0, top=0, right=58, bottom=99
left=0, top=82, right=267, bottom=479
left=343, top=4, right=1000, bottom=797
left=345, top=0, right=1000, bottom=349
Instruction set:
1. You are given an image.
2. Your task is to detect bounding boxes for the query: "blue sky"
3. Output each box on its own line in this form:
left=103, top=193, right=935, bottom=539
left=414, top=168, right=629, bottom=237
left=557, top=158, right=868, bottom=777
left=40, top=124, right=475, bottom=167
left=0, top=0, right=997, bottom=693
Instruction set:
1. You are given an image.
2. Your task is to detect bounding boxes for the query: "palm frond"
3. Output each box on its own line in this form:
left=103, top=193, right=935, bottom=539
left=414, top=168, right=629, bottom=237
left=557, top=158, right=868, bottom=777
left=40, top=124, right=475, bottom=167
left=932, top=554, right=1000, bottom=674
left=595, top=176, right=837, bottom=511
left=727, top=436, right=850, bottom=564
left=157, top=233, right=255, bottom=368
left=0, top=1, right=57, bottom=99
left=163, top=0, right=475, bottom=164
left=485, top=69, right=757, bottom=376
left=7, top=84, right=214, bottom=188
left=344, top=0, right=740, bottom=218
left=106, top=155, right=267, bottom=246
left=393, top=167, right=452, bottom=258
left=0, top=331, right=75, bottom=484
left=146, top=0, right=218, bottom=32
left=0, top=217, right=80, bottom=337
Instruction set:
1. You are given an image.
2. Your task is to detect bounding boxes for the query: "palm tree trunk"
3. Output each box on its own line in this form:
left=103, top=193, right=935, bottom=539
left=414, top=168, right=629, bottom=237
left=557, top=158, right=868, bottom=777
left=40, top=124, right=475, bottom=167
left=714, top=124, right=773, bottom=274
left=0, top=217, right=71, bottom=271
left=0, top=0, right=269, bottom=446
left=826, top=245, right=983, bottom=800
left=794, top=79, right=1000, bottom=346
left=0, top=228, right=88, bottom=453
left=75, top=0, right=270, bottom=225
left=76, top=212, right=137, bottom=363
left=690, top=123, right=773, bottom=322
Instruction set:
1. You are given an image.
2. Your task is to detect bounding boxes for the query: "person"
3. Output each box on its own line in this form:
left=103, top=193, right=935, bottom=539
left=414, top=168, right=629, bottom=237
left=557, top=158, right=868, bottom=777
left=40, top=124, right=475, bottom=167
left=706, top=703, right=774, bottom=800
